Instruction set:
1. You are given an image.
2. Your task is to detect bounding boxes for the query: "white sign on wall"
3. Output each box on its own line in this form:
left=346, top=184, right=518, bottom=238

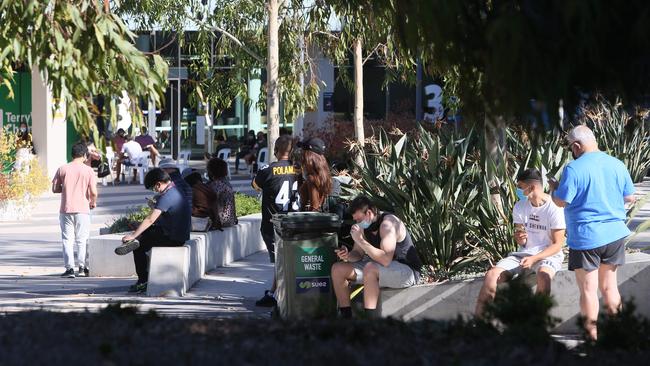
left=423, top=84, right=444, bottom=122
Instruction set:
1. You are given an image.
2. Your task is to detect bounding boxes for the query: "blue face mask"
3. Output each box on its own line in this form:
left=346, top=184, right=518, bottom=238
left=358, top=220, right=371, bottom=229
left=516, top=188, right=528, bottom=201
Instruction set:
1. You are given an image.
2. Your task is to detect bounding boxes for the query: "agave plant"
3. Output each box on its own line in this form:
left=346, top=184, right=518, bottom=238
left=579, top=98, right=650, bottom=182
left=350, top=127, right=484, bottom=278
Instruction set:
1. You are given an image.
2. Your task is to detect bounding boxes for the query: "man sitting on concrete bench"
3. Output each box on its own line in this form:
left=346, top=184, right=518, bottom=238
left=475, top=168, right=566, bottom=317
left=331, top=195, right=422, bottom=318
left=114, top=168, right=191, bottom=293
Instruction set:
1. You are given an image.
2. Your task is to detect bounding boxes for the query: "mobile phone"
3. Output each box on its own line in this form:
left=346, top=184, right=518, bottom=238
left=514, top=223, right=526, bottom=233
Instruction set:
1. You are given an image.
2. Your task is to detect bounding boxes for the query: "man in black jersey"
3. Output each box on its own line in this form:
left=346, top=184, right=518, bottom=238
left=252, top=135, right=299, bottom=307
left=332, top=195, right=422, bottom=318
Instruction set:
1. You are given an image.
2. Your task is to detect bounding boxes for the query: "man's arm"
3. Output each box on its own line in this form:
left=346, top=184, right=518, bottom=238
left=122, top=209, right=163, bottom=241
left=88, top=181, right=98, bottom=209
left=520, top=229, right=565, bottom=269
left=551, top=195, right=567, bottom=208
left=547, top=180, right=567, bottom=208
left=352, top=218, right=397, bottom=267
left=252, top=166, right=268, bottom=191
left=51, top=170, right=62, bottom=193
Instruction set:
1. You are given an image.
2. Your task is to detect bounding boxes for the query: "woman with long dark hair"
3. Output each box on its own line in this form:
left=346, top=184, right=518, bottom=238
left=298, top=137, right=332, bottom=211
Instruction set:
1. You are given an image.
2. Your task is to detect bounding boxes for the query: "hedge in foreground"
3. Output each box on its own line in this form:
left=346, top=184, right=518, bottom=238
left=2, top=280, right=650, bottom=365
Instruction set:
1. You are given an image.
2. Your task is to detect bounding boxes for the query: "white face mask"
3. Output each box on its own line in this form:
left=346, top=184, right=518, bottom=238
left=19, top=127, right=26, bottom=133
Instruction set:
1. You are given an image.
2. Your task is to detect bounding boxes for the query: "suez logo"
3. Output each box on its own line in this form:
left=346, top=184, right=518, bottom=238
left=296, top=277, right=330, bottom=293
left=298, top=279, right=327, bottom=289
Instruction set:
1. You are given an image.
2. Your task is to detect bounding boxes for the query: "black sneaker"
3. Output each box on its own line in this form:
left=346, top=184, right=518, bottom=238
left=128, top=282, right=147, bottom=293
left=115, top=240, right=140, bottom=256
left=255, top=290, right=277, bottom=307
left=61, top=268, right=75, bottom=278
left=78, top=266, right=89, bottom=277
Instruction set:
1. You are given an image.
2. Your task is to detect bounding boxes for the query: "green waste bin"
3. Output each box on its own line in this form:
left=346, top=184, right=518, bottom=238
left=273, top=212, right=341, bottom=320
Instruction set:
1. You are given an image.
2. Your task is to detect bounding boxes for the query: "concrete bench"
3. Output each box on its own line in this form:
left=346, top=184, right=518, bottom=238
left=379, top=252, right=650, bottom=333
left=146, top=237, right=206, bottom=297
left=87, top=213, right=265, bottom=297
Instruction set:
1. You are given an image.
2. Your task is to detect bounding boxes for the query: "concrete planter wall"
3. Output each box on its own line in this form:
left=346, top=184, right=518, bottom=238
left=380, top=252, right=650, bottom=333
left=88, top=214, right=265, bottom=294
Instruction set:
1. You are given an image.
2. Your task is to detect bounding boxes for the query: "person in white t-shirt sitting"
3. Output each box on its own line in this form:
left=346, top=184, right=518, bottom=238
left=115, top=134, right=143, bottom=184
left=475, top=168, right=566, bottom=317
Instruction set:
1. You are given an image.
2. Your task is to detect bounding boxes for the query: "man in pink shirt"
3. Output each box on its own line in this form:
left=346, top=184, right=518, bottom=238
left=135, top=126, right=160, bottom=167
left=52, top=142, right=98, bottom=278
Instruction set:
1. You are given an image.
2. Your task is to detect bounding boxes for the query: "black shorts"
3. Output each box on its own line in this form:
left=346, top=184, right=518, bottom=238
left=568, top=237, right=626, bottom=272
left=261, top=231, right=276, bottom=263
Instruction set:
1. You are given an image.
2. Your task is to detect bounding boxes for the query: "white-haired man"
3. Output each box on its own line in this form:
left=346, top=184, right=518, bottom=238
left=549, top=125, right=636, bottom=340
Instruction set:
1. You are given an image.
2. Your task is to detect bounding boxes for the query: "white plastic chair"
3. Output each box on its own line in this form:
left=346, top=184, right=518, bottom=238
left=133, top=152, right=150, bottom=185
left=251, top=147, right=269, bottom=177
left=177, top=150, right=191, bottom=171
left=121, top=151, right=149, bottom=184
left=217, top=148, right=232, bottom=178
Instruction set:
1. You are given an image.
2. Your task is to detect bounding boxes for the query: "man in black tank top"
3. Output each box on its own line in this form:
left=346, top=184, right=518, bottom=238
left=332, top=195, right=422, bottom=318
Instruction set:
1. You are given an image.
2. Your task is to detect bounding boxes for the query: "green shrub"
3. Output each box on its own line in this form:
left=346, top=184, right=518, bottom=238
left=235, top=193, right=261, bottom=217
left=107, top=205, right=152, bottom=234
left=350, top=124, right=571, bottom=279
left=583, top=300, right=650, bottom=350
left=482, top=276, right=559, bottom=345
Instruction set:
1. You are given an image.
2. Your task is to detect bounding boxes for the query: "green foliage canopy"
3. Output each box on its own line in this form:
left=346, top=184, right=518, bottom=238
left=0, top=1, right=168, bottom=142
left=339, top=0, right=650, bottom=123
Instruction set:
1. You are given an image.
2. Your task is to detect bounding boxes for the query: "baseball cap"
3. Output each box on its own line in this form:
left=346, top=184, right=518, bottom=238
left=297, top=137, right=326, bottom=155
left=158, top=158, right=178, bottom=170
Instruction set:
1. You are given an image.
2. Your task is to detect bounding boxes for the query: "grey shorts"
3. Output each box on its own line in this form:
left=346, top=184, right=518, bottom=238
left=350, top=258, right=416, bottom=288
left=496, top=251, right=563, bottom=276
left=568, top=237, right=626, bottom=272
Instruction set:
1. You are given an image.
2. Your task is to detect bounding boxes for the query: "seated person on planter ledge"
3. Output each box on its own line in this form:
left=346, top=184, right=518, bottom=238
left=475, top=168, right=566, bottom=317
left=331, top=195, right=422, bottom=318
left=114, top=168, right=191, bottom=293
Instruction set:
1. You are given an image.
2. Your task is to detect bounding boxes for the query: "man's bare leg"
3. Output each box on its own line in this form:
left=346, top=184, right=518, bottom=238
left=598, top=264, right=621, bottom=315
left=362, top=262, right=380, bottom=310
left=575, top=268, right=600, bottom=340
left=475, top=266, right=510, bottom=317
left=332, top=262, right=357, bottom=308
left=535, top=267, right=554, bottom=295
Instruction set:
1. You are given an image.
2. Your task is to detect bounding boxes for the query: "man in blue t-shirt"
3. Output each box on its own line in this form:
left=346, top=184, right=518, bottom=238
left=550, top=125, right=636, bottom=340
left=114, top=168, right=191, bottom=293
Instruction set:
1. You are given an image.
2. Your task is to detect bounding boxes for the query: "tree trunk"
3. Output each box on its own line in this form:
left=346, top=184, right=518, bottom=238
left=266, top=0, right=281, bottom=162
left=353, top=37, right=365, bottom=168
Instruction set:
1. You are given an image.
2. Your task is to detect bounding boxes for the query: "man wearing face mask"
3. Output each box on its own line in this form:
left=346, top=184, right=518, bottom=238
left=331, top=195, right=422, bottom=318
left=114, top=168, right=191, bottom=293
left=475, top=168, right=566, bottom=317
left=549, top=125, right=635, bottom=340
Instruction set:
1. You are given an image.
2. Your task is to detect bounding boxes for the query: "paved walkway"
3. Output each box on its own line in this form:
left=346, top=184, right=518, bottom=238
left=0, top=175, right=273, bottom=317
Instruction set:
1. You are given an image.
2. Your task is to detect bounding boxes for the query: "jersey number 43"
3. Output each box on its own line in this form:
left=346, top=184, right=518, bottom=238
left=275, top=181, right=300, bottom=211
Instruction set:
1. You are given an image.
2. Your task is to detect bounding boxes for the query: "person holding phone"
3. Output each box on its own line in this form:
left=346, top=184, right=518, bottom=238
left=475, top=168, right=566, bottom=317
left=331, top=195, right=422, bottom=319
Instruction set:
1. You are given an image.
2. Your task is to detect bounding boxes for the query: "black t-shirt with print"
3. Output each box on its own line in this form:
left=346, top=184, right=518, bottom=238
left=253, top=159, right=299, bottom=234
